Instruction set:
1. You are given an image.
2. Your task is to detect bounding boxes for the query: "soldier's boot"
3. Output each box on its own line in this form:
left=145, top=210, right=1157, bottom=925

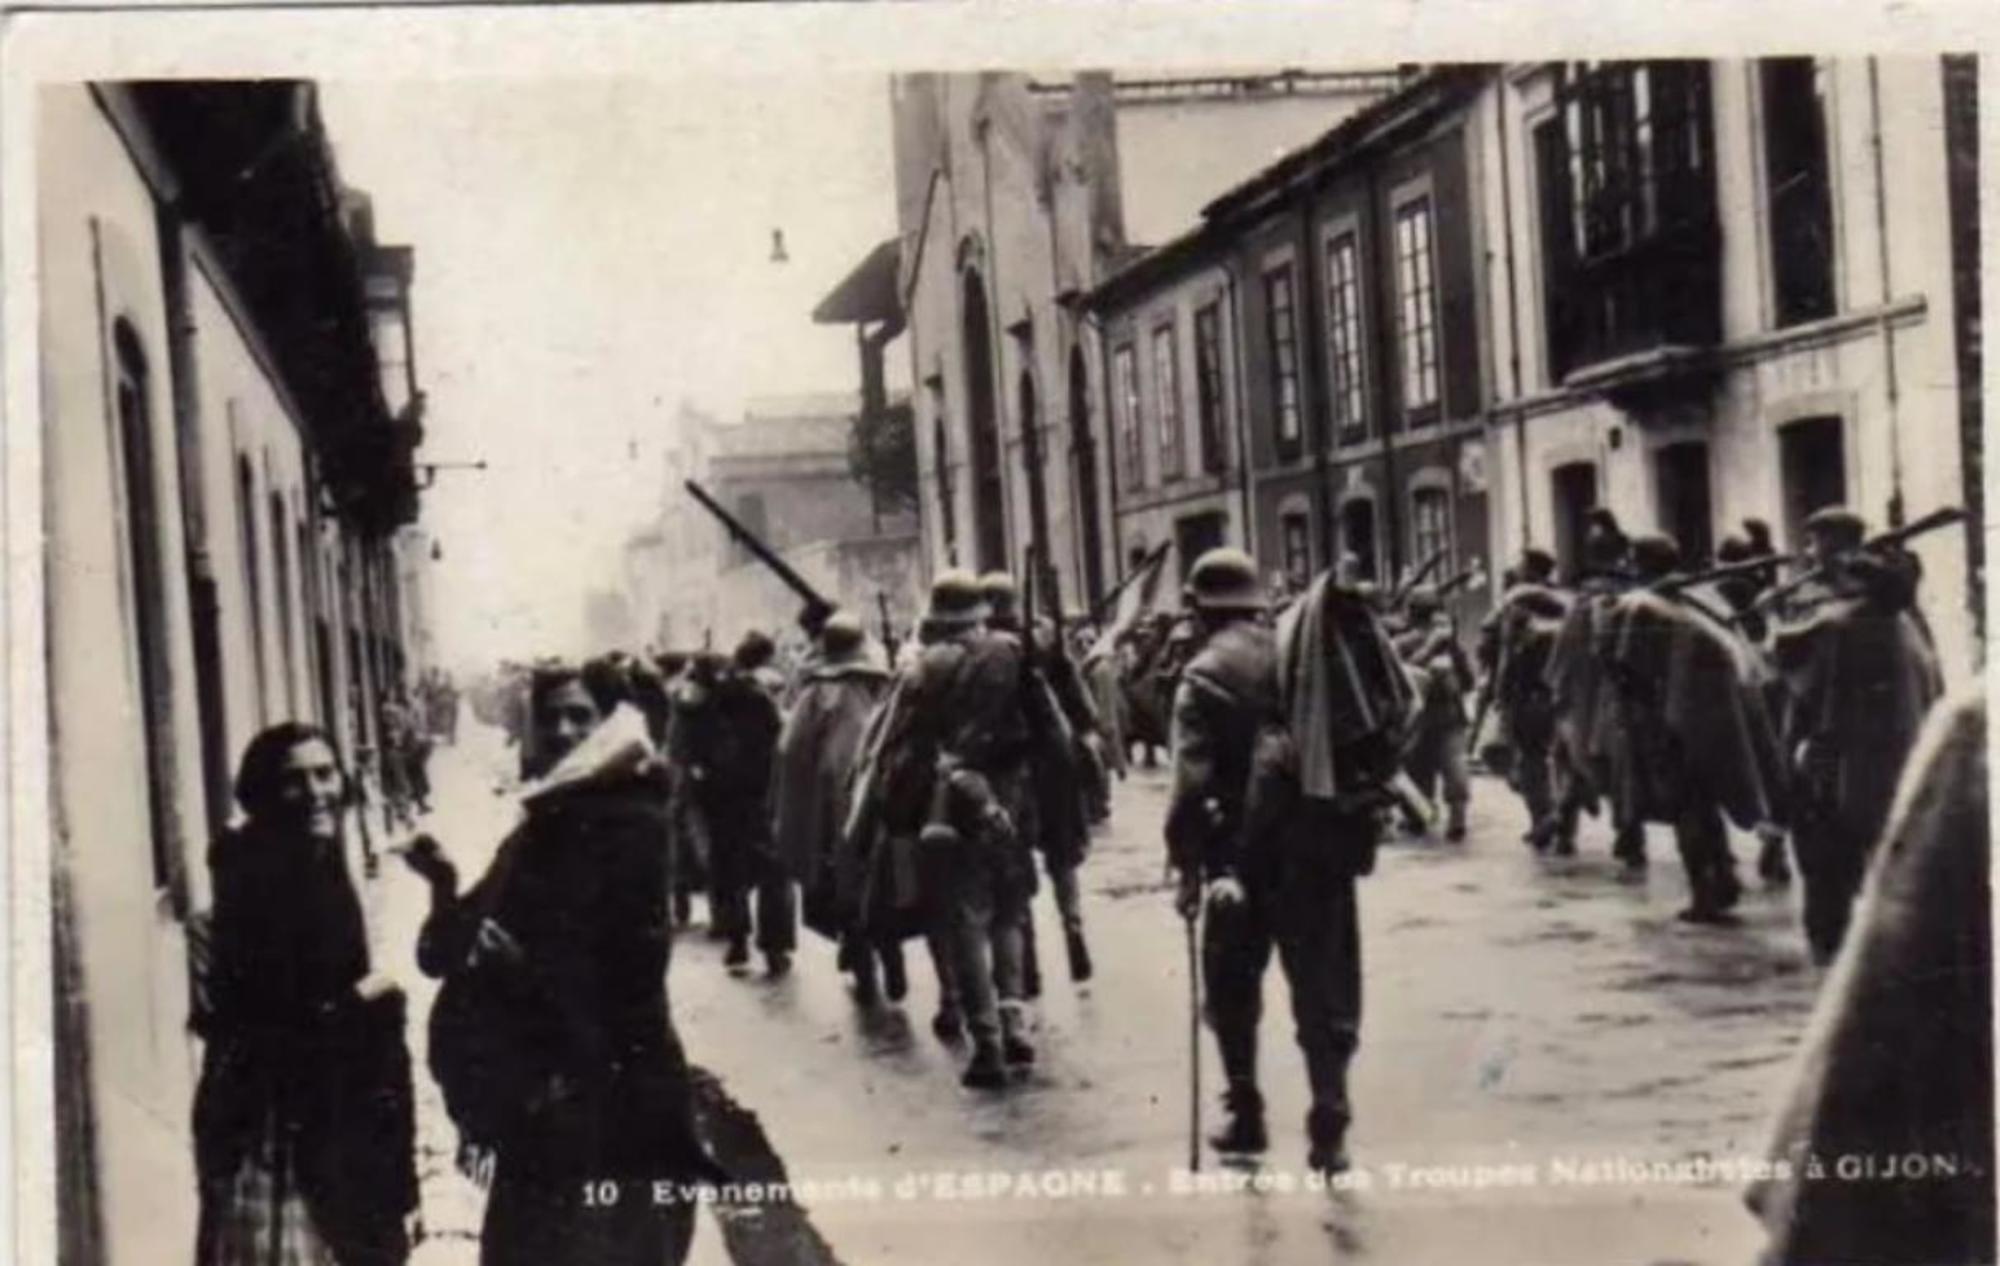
left=1444, top=802, right=1468, bottom=843
left=1021, top=925, right=1044, bottom=1001
left=1757, top=830, right=1792, bottom=887
left=1207, top=1082, right=1268, bottom=1155
left=932, top=1004, right=965, bottom=1042
left=1000, top=1004, right=1036, bottom=1067
left=1065, top=928, right=1094, bottom=984
left=848, top=945, right=880, bottom=1006
left=880, top=942, right=909, bottom=1003
left=724, top=936, right=750, bottom=969
left=961, top=1041, right=1007, bottom=1090
left=671, top=887, right=693, bottom=929
left=764, top=949, right=792, bottom=979
left=1305, top=1105, right=1351, bottom=1177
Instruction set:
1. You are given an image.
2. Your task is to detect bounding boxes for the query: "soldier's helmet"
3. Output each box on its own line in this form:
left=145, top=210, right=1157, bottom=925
left=927, top=569, right=990, bottom=629
left=1187, top=548, right=1265, bottom=614
left=1406, top=584, right=1442, bottom=617
left=977, top=571, right=1020, bottom=620
left=1628, top=532, right=1682, bottom=581
left=1803, top=505, right=1867, bottom=551
left=819, top=609, right=866, bottom=657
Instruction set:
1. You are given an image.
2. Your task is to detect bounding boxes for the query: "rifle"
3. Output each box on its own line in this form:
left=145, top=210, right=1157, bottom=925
left=685, top=479, right=835, bottom=629
left=1435, top=565, right=1479, bottom=601
left=1088, top=540, right=1173, bottom=629
left=1389, top=549, right=1448, bottom=610
left=1652, top=552, right=1797, bottom=597
left=1751, top=505, right=1965, bottom=614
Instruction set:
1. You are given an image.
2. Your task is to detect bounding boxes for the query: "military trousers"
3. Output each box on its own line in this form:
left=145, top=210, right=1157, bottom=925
left=704, top=797, right=796, bottom=955
left=1202, top=858, right=1363, bottom=1146
left=1405, top=721, right=1471, bottom=817
left=1792, top=801, right=1874, bottom=966
left=1672, top=796, right=1740, bottom=914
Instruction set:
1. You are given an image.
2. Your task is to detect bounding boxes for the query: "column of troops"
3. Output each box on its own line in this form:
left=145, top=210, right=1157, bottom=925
left=459, top=495, right=1948, bottom=1183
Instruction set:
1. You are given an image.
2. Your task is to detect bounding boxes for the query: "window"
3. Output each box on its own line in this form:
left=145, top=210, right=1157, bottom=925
left=1281, top=509, right=1313, bottom=589
left=1324, top=231, right=1367, bottom=443
left=1193, top=302, right=1228, bottom=474
left=1153, top=324, right=1184, bottom=481
left=1175, top=512, right=1228, bottom=583
left=927, top=380, right=956, bottom=559
left=1410, top=486, right=1453, bottom=571
left=1340, top=498, right=1379, bottom=581
left=1393, top=199, right=1441, bottom=417
left=236, top=452, right=268, bottom=723
left=1265, top=265, right=1302, bottom=460
left=1535, top=61, right=1720, bottom=377
left=1761, top=58, right=1837, bottom=327
left=271, top=492, right=298, bottom=715
left=1114, top=343, right=1142, bottom=489
left=113, top=323, right=177, bottom=895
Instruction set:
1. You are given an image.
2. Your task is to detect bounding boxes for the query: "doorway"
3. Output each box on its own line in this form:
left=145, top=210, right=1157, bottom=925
left=1779, top=415, right=1847, bottom=548
left=1550, top=460, right=1600, bottom=581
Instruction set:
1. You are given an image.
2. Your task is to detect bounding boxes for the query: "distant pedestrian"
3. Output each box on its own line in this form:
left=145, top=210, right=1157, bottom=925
left=683, top=637, right=792, bottom=973
left=191, top=723, right=418, bottom=1266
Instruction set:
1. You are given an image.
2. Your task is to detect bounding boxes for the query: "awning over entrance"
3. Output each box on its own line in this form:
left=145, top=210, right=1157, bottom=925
left=812, top=237, right=902, bottom=326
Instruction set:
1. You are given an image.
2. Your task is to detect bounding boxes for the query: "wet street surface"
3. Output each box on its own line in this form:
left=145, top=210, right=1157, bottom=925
left=380, top=722, right=1818, bottom=1265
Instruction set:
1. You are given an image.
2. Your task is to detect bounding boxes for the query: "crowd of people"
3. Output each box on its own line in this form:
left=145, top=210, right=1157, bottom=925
left=181, top=498, right=1990, bottom=1266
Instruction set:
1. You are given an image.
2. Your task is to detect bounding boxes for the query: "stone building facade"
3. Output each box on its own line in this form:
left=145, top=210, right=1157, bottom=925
left=889, top=70, right=1400, bottom=612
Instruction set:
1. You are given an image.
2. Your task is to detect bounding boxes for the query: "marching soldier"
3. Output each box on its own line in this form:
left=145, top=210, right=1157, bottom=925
left=682, top=638, right=793, bottom=974
left=1544, top=524, right=1646, bottom=868
left=979, top=573, right=1097, bottom=987
left=877, top=570, right=1054, bottom=1088
left=1472, top=547, right=1569, bottom=847
left=1613, top=534, right=1751, bottom=922
left=1769, top=506, right=1942, bottom=964
left=771, top=611, right=907, bottom=1001
left=1168, top=548, right=1407, bottom=1176
left=1394, top=585, right=1474, bottom=841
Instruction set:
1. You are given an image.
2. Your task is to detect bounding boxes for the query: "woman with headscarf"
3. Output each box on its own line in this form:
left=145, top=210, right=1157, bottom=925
left=409, top=658, right=722, bottom=1266
left=191, top=723, right=419, bottom=1266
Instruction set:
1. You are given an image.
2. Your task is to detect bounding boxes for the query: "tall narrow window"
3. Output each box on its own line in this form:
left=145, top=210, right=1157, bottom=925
left=1114, top=343, right=1142, bottom=489
left=1394, top=197, right=1441, bottom=418
left=1324, top=231, right=1366, bottom=443
left=927, top=379, right=957, bottom=561
left=1280, top=509, right=1313, bottom=589
left=236, top=453, right=268, bottom=724
left=113, top=323, right=177, bottom=895
left=1761, top=58, right=1837, bottom=326
left=1193, top=302, right=1228, bottom=474
left=271, top=491, right=298, bottom=716
left=1265, top=265, right=1302, bottom=460
left=1153, top=324, right=1184, bottom=481
left=1410, top=485, right=1454, bottom=571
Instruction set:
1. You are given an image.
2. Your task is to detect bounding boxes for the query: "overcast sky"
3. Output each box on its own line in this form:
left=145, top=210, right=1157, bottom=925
left=317, top=76, right=899, bottom=668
